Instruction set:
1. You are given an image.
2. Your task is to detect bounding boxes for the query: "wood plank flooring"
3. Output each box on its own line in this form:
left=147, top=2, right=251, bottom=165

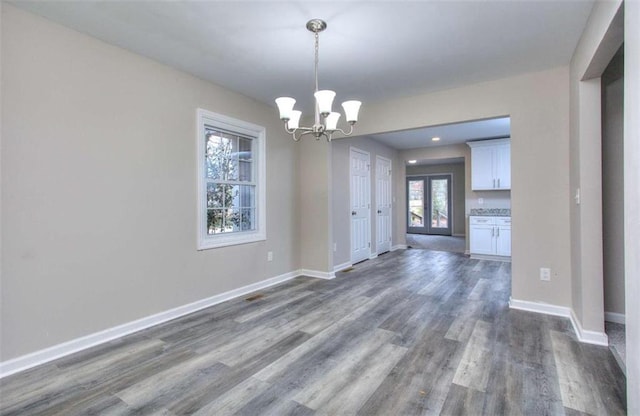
left=0, top=249, right=627, bottom=415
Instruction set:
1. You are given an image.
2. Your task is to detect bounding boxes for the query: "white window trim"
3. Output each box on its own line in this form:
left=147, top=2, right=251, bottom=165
left=196, top=108, right=266, bottom=250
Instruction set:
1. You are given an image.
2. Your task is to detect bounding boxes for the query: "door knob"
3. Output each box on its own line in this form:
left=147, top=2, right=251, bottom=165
left=352, top=211, right=357, bottom=216
left=377, top=210, right=382, bottom=214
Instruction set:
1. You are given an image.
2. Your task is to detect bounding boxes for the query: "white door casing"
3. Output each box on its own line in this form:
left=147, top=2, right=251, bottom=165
left=350, top=147, right=371, bottom=264
left=376, top=156, right=392, bottom=254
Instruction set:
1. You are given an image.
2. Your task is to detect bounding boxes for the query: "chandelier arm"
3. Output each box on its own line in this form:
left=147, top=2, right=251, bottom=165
left=331, top=124, right=355, bottom=137
left=283, top=125, right=313, bottom=142
left=284, top=125, right=312, bottom=134
left=297, top=129, right=318, bottom=141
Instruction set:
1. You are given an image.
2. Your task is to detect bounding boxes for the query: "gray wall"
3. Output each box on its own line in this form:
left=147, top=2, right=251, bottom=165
left=406, top=162, right=466, bottom=236
left=331, top=136, right=401, bottom=269
left=1, top=6, right=299, bottom=360
left=601, top=46, right=625, bottom=317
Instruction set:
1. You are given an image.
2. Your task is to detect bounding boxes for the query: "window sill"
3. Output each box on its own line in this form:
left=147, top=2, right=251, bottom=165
left=197, top=232, right=266, bottom=251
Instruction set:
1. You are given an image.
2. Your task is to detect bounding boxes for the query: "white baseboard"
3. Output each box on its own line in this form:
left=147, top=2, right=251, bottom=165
left=452, top=233, right=465, bottom=237
left=299, top=269, right=336, bottom=280
left=0, top=270, right=303, bottom=379
left=569, top=309, right=609, bottom=346
left=509, top=298, right=572, bottom=318
left=333, top=262, right=353, bottom=273
left=509, top=298, right=608, bottom=346
left=391, top=244, right=407, bottom=251
left=470, top=253, right=511, bottom=262
left=605, top=311, right=626, bottom=324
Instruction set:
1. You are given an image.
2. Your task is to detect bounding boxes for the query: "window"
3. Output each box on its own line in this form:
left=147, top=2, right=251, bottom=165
left=197, top=109, right=266, bottom=250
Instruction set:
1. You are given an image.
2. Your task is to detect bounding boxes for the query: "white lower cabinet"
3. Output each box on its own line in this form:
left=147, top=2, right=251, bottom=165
left=469, top=216, right=511, bottom=258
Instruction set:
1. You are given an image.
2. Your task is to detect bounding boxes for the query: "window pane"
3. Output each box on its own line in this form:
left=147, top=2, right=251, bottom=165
left=207, top=183, right=225, bottom=208
left=240, top=208, right=255, bottom=231
left=238, top=185, right=255, bottom=208
left=206, top=189, right=255, bottom=234
left=224, top=208, right=255, bottom=232
left=207, top=209, right=224, bottom=234
left=238, top=137, right=253, bottom=181
left=206, top=131, right=239, bottom=181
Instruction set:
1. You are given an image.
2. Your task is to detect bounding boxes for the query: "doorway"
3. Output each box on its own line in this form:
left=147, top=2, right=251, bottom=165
left=407, top=174, right=452, bottom=235
left=601, top=44, right=625, bottom=369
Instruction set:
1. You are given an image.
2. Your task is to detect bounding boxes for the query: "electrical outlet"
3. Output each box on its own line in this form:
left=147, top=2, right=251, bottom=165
left=267, top=251, right=273, bottom=262
left=540, top=267, right=551, bottom=281
left=478, top=198, right=484, bottom=205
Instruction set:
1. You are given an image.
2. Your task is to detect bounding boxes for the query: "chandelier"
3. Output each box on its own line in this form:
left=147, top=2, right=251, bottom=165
left=275, top=19, right=362, bottom=142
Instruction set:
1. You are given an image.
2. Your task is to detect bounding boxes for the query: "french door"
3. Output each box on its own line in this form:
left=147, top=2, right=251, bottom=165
left=407, top=174, right=452, bottom=235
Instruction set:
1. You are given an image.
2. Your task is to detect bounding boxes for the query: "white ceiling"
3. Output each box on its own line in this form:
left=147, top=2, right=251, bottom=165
left=369, top=116, right=511, bottom=150
left=12, top=0, right=594, bottom=121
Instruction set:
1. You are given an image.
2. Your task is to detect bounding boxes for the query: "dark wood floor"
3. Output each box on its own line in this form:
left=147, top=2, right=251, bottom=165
left=0, top=249, right=626, bottom=415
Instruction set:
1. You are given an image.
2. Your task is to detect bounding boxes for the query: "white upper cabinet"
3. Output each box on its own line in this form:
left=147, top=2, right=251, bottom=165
left=494, top=142, right=511, bottom=189
left=468, top=138, right=511, bottom=190
left=470, top=146, right=494, bottom=189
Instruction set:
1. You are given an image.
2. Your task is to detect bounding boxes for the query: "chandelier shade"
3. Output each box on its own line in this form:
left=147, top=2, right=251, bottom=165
left=314, top=90, right=336, bottom=116
left=288, top=110, right=302, bottom=129
left=275, top=97, right=296, bottom=120
left=342, top=100, right=362, bottom=123
left=275, top=19, right=361, bottom=142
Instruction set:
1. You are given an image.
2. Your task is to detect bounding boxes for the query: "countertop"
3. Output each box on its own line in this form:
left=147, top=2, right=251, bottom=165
left=469, top=208, right=511, bottom=217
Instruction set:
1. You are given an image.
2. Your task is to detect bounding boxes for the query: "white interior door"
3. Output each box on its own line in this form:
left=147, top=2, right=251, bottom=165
left=376, top=156, right=392, bottom=254
left=350, top=147, right=371, bottom=264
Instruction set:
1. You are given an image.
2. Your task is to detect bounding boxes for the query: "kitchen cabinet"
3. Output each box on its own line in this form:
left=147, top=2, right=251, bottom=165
left=467, top=138, right=511, bottom=190
left=469, top=216, right=511, bottom=258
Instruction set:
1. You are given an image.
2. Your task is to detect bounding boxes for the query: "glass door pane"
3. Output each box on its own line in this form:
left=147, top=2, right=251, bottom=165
left=427, top=175, right=452, bottom=235
left=430, top=179, right=448, bottom=229
left=408, top=179, right=425, bottom=228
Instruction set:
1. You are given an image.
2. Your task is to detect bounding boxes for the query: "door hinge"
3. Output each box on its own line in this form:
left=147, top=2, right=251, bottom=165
left=368, top=242, right=371, bottom=248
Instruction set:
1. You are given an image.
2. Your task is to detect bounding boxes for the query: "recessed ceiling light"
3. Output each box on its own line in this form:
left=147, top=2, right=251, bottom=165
left=431, top=137, right=441, bottom=142
left=408, top=160, right=417, bottom=164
